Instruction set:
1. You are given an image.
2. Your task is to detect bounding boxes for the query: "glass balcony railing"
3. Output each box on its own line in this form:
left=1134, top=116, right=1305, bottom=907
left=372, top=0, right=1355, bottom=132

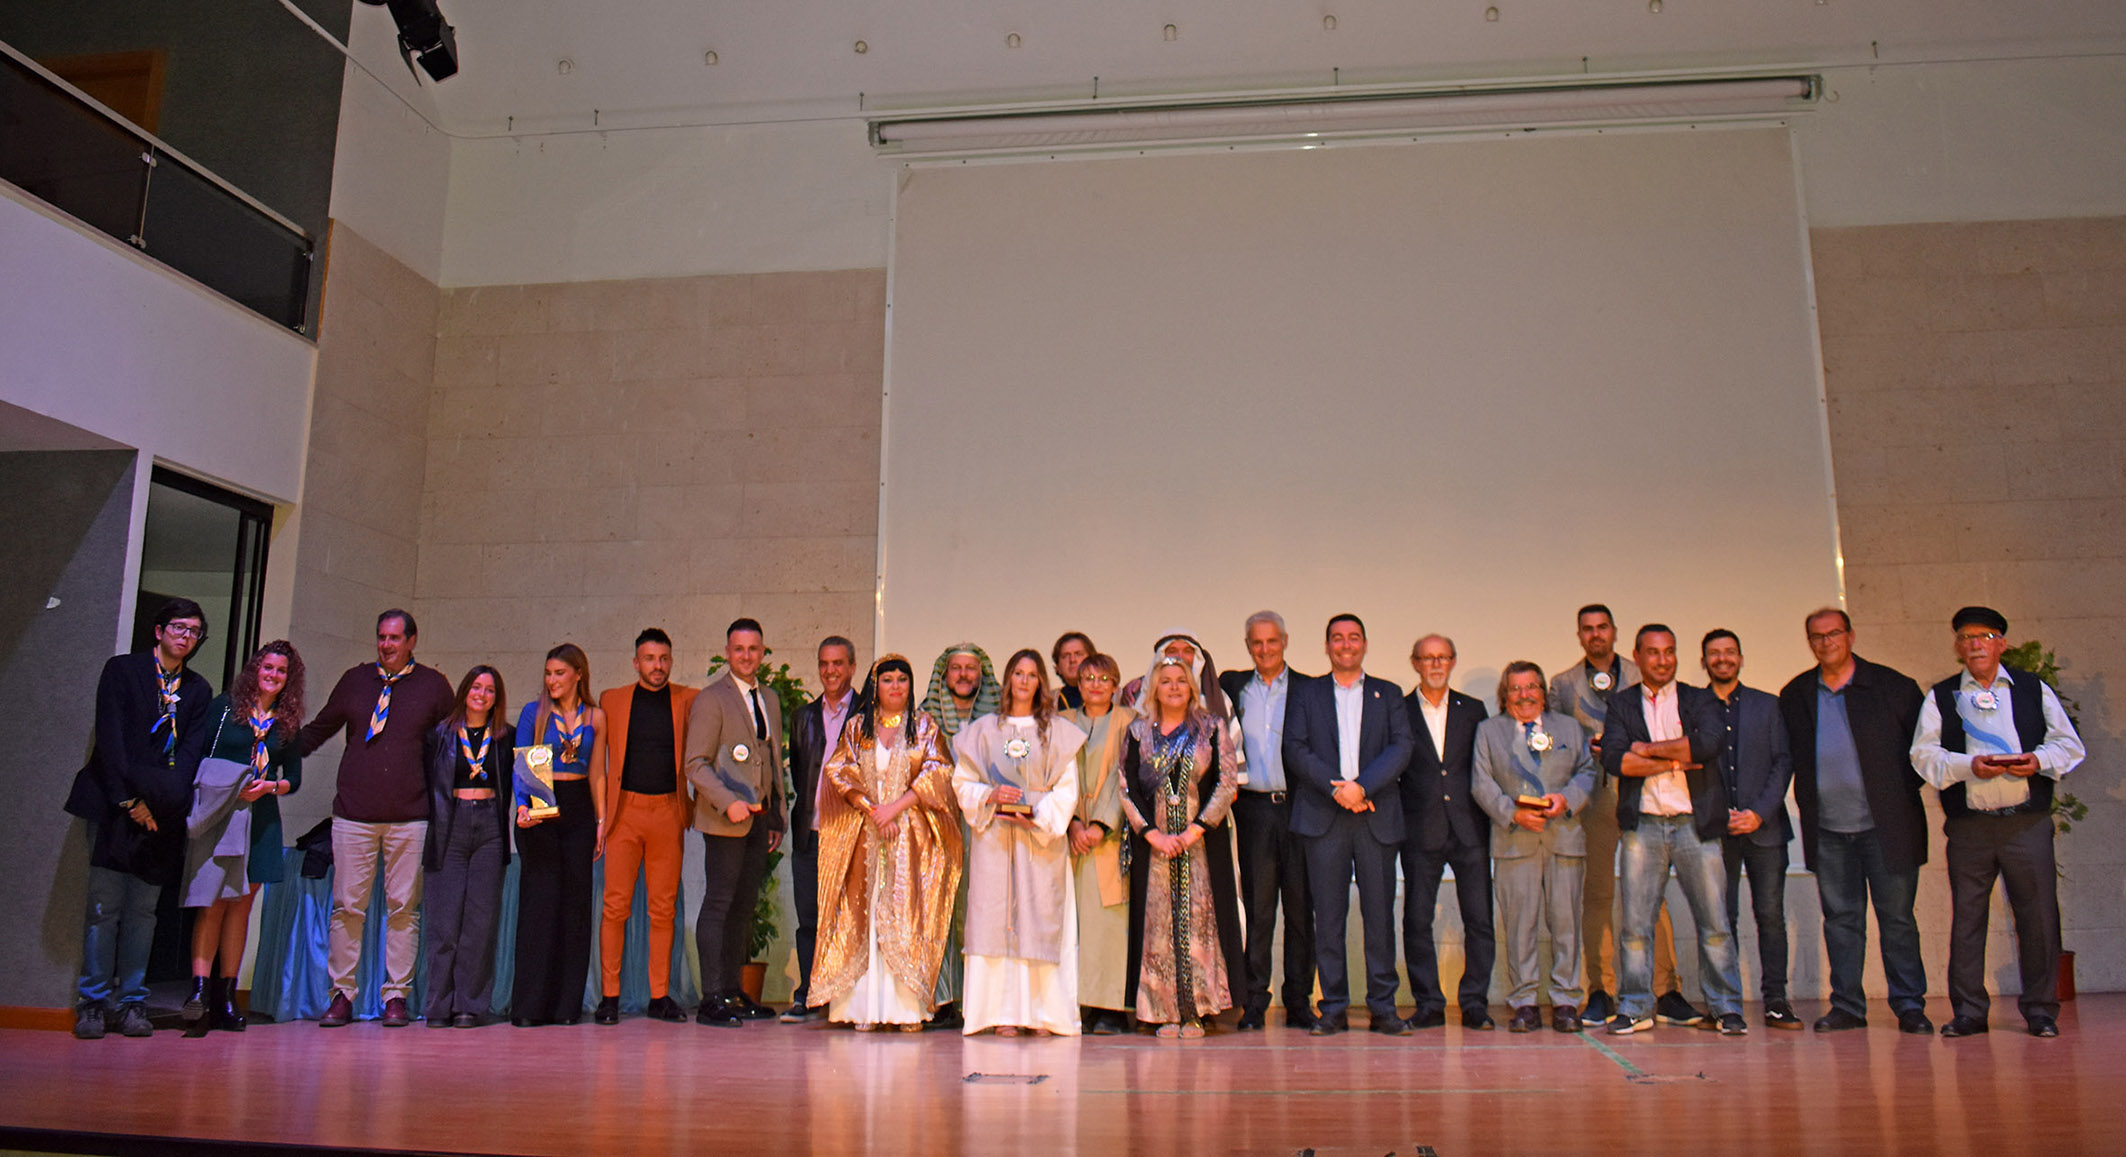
left=0, top=42, right=313, bottom=333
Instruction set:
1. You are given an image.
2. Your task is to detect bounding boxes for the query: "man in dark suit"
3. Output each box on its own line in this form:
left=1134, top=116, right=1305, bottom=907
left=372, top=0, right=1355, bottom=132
left=1283, top=613, right=1414, bottom=1036
left=1399, top=634, right=1494, bottom=1030
left=1217, top=610, right=1317, bottom=1031
left=1700, top=629, right=1799, bottom=1030
left=1600, top=624, right=1744, bottom=1036
left=780, top=635, right=858, bottom=1022
left=1777, top=607, right=1931, bottom=1035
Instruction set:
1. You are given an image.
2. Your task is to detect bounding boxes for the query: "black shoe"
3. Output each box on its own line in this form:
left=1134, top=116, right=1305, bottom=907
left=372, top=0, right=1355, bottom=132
left=649, top=996, right=686, bottom=1022
left=1235, top=1008, right=1266, bottom=1031
left=779, top=1002, right=821, bottom=1024
left=927, top=1002, right=963, bottom=1031
left=697, top=995, right=744, bottom=1028
left=1308, top=1015, right=1349, bottom=1037
left=319, top=992, right=353, bottom=1028
left=1091, top=1011, right=1127, bottom=1036
left=1655, top=990, right=1706, bottom=1026
left=737, top=995, right=777, bottom=1021
left=1284, top=1006, right=1317, bottom=1031
left=73, top=1004, right=107, bottom=1040
left=1763, top=1000, right=1803, bottom=1031
left=1898, top=1010, right=1934, bottom=1035
left=594, top=996, right=621, bottom=1025
left=425, top=1013, right=454, bottom=1028
left=1405, top=1007, right=1447, bottom=1030
left=1606, top=1013, right=1654, bottom=1036
left=115, top=1003, right=153, bottom=1038
left=213, top=978, right=246, bottom=1032
left=1582, top=990, right=1615, bottom=1024
left=453, top=1013, right=480, bottom=1029
left=1716, top=1013, right=1748, bottom=1036
left=1813, top=1008, right=1867, bottom=1033
left=1940, top=1015, right=1988, bottom=1038
left=1462, top=1006, right=1495, bottom=1031
left=1370, top=1014, right=1414, bottom=1036
left=2028, top=1015, right=2059, bottom=1038
left=181, top=976, right=209, bottom=1028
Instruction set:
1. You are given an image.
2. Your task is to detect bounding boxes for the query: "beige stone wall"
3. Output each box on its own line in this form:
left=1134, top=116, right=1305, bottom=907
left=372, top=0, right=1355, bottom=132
left=282, top=223, right=439, bottom=838
left=1813, top=217, right=2126, bottom=993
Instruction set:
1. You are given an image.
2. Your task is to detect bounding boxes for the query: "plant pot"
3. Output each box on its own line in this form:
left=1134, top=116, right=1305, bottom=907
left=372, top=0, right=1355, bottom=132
left=2059, top=949, right=2076, bottom=1002
left=741, top=961, right=768, bottom=1004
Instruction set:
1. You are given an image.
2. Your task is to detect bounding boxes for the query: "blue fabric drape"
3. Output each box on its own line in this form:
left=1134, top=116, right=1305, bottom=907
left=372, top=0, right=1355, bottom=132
left=250, top=847, right=696, bottom=1021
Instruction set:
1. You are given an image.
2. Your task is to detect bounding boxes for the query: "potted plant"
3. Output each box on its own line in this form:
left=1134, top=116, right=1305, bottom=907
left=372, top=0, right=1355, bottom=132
left=706, top=651, right=812, bottom=1004
left=2001, top=639, right=2085, bottom=999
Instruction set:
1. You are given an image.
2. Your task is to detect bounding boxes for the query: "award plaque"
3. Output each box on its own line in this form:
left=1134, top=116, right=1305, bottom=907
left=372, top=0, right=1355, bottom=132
left=1514, top=794, right=1550, bottom=810
left=514, top=744, right=559, bottom=819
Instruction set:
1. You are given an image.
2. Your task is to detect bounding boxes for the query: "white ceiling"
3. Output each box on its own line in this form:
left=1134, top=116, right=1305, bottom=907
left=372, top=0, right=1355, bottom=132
left=376, top=1, right=2126, bottom=134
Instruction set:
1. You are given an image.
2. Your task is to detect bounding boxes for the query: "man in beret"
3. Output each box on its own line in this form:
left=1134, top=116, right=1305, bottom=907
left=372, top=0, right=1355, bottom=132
left=1910, top=606, right=2085, bottom=1039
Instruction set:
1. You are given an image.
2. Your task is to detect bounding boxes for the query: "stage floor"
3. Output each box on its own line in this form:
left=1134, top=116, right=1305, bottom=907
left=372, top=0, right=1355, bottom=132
left=1, top=997, right=2117, bottom=1155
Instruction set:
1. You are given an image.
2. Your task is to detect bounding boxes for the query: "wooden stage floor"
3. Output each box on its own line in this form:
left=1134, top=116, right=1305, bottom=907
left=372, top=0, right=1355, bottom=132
left=2, top=997, right=2118, bottom=1155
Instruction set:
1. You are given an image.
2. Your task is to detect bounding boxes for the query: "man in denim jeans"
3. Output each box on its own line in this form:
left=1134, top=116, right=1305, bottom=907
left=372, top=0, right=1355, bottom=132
left=1777, top=607, right=1932, bottom=1035
left=1599, top=624, right=1745, bottom=1036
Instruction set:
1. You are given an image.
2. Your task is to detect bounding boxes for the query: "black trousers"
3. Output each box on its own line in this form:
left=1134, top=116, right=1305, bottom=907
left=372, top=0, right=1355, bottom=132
left=697, top=823, right=772, bottom=997
left=512, top=779, right=595, bottom=1023
left=1946, top=811, right=2060, bottom=1022
left=424, top=798, right=505, bottom=1020
left=1305, top=812, right=1400, bottom=1022
left=1233, top=791, right=1315, bottom=1018
left=1722, top=835, right=1790, bottom=1003
left=790, top=832, right=818, bottom=1005
left=1400, top=834, right=1494, bottom=1016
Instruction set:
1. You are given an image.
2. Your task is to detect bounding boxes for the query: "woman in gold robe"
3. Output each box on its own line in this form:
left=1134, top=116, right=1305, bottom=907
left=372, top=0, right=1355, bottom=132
left=808, top=655, right=963, bottom=1030
left=1062, top=652, right=1135, bottom=1034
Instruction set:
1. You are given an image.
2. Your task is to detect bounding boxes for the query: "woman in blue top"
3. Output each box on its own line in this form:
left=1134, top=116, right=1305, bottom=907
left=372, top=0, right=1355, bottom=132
left=511, top=643, right=608, bottom=1026
left=181, top=640, right=305, bottom=1035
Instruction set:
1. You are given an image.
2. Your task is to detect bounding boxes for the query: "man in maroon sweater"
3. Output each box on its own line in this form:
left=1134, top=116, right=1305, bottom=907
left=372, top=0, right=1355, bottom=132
left=298, top=609, right=455, bottom=1027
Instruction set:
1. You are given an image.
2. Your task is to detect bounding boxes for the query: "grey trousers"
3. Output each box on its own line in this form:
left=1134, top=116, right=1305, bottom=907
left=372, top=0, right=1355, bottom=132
left=1495, top=848, right=1584, bottom=1009
left=423, top=799, right=505, bottom=1020
left=1946, top=811, right=2060, bottom=1023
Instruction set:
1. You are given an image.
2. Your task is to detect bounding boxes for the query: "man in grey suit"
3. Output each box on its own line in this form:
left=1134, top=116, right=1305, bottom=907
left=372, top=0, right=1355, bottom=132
left=1549, top=603, right=1680, bottom=1025
left=1283, top=614, right=1415, bottom=1036
left=685, top=617, right=787, bottom=1028
left=1702, top=629, right=1799, bottom=1030
left=1472, top=662, right=1597, bottom=1033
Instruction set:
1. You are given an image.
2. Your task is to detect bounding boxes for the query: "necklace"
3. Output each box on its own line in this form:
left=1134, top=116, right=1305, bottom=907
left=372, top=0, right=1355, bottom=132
left=880, top=712, right=906, bottom=729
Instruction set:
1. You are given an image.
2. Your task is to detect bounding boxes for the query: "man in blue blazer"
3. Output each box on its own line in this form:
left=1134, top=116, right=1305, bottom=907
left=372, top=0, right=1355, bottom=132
left=1284, top=614, right=1415, bottom=1035
left=1599, top=623, right=1744, bottom=1036
left=1399, top=634, right=1494, bottom=1031
left=1701, top=629, right=1798, bottom=1030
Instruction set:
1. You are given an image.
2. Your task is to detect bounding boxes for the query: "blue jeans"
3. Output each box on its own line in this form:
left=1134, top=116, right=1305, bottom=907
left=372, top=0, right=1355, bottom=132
left=1618, top=815, right=1741, bottom=1019
left=1813, top=828, right=1926, bottom=1019
left=78, top=840, right=161, bottom=1009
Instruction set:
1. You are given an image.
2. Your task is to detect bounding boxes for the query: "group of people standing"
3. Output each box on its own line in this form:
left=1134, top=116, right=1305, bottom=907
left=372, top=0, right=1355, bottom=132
left=67, top=597, right=2084, bottom=1044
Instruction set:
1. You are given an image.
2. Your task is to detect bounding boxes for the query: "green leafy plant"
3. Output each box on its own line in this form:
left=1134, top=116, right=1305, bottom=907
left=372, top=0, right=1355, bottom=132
left=2001, top=640, right=2085, bottom=837
left=706, top=650, right=813, bottom=961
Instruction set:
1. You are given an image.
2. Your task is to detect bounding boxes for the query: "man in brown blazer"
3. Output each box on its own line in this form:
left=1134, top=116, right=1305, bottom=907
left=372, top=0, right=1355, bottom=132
left=686, top=617, right=786, bottom=1027
left=593, top=628, right=699, bottom=1025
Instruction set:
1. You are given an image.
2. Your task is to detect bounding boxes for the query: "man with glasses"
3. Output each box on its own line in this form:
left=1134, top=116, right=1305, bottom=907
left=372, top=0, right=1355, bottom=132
left=1777, top=608, right=1932, bottom=1034
left=1398, top=634, right=1494, bottom=1030
left=65, top=599, right=213, bottom=1039
left=1911, top=607, right=2084, bottom=1039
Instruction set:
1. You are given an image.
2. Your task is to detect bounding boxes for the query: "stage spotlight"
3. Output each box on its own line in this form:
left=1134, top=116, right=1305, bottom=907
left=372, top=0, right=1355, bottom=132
left=357, top=0, right=459, bottom=82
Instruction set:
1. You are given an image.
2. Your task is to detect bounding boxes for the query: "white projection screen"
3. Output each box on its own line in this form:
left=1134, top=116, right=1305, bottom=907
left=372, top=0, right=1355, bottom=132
left=879, top=126, right=1840, bottom=695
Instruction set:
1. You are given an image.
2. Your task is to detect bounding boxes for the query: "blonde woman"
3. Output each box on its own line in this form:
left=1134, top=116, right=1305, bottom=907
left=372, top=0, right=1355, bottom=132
left=510, top=644, right=607, bottom=1026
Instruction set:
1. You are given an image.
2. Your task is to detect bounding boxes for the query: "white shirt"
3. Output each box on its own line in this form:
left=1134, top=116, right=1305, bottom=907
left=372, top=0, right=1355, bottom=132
left=1637, top=681, right=1693, bottom=816
left=1333, top=674, right=1365, bottom=782
left=1416, top=690, right=1451, bottom=761
left=731, top=673, right=764, bottom=738
left=812, top=689, right=855, bottom=831
left=1910, top=668, right=2085, bottom=811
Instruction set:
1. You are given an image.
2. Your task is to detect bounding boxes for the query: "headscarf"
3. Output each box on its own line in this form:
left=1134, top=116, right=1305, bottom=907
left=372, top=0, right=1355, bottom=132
left=1121, top=629, right=1231, bottom=719
left=920, top=643, right=999, bottom=737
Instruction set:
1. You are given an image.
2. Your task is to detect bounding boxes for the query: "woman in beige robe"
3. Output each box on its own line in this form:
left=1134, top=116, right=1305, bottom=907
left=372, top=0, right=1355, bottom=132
left=1062, top=652, right=1135, bottom=1034
left=809, top=655, right=963, bottom=1030
left=952, top=649, right=1086, bottom=1036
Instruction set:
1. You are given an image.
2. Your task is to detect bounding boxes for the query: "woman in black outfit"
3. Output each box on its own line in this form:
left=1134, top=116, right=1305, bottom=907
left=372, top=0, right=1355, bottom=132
left=422, top=665, right=512, bottom=1027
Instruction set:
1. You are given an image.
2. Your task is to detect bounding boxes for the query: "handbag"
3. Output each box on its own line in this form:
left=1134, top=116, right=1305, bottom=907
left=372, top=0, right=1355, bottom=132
left=187, top=706, right=258, bottom=845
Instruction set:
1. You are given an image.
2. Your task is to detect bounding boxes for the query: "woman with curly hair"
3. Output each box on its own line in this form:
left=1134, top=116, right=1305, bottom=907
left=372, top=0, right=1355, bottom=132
left=179, top=639, right=305, bottom=1035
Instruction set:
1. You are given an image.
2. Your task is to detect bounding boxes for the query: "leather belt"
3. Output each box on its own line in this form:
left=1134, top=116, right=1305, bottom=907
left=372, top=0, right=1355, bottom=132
left=1242, top=790, right=1289, bottom=804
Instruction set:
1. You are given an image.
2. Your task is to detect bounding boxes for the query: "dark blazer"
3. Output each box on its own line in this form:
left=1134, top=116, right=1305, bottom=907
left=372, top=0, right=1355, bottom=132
left=65, top=650, right=214, bottom=884
left=422, top=718, right=516, bottom=872
left=785, top=693, right=853, bottom=852
left=1282, top=672, right=1414, bottom=845
left=1600, top=680, right=1729, bottom=841
left=1218, top=667, right=1318, bottom=722
left=1718, top=685, right=1793, bottom=848
left=1401, top=688, right=1490, bottom=851
left=1777, top=656, right=1927, bottom=873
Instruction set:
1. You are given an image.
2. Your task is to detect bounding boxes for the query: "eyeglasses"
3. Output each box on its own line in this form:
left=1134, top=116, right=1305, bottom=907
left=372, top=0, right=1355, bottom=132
left=1956, top=632, right=2004, bottom=643
left=1080, top=674, right=1117, bottom=685
left=162, top=623, right=203, bottom=639
left=1414, top=655, right=1454, bottom=664
left=1806, top=629, right=1849, bottom=644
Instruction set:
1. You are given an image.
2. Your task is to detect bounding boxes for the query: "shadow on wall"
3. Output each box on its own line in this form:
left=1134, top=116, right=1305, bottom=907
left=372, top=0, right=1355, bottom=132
left=0, top=447, right=137, bottom=1008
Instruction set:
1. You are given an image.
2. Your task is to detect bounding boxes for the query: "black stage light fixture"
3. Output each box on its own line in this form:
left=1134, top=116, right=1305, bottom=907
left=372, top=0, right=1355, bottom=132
left=358, top=0, right=459, bottom=82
